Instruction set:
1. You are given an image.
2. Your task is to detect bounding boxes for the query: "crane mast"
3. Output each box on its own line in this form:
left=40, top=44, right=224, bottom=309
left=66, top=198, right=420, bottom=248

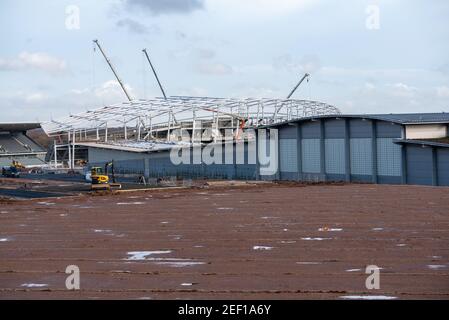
left=93, top=39, right=133, bottom=102
left=287, top=73, right=310, bottom=99
left=142, top=48, right=167, bottom=100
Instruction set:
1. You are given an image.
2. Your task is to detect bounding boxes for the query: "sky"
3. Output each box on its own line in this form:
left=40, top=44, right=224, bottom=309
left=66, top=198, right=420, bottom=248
left=0, top=0, right=449, bottom=122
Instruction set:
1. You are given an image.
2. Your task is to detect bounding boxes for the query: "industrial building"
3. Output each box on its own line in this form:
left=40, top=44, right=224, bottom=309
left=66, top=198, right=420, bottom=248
left=266, top=113, right=449, bottom=186
left=83, top=112, right=449, bottom=187
left=0, top=123, right=47, bottom=167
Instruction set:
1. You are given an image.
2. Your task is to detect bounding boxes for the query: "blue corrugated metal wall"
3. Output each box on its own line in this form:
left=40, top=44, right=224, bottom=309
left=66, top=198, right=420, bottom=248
left=437, top=148, right=449, bottom=186
left=406, top=145, right=433, bottom=185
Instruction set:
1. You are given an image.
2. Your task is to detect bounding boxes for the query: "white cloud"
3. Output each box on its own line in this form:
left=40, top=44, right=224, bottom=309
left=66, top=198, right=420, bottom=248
left=0, top=52, right=67, bottom=75
left=436, top=85, right=449, bottom=98
left=207, top=0, right=315, bottom=17
left=388, top=82, right=417, bottom=98
left=25, top=93, right=48, bottom=103
left=94, top=80, right=136, bottom=101
left=196, top=62, right=233, bottom=75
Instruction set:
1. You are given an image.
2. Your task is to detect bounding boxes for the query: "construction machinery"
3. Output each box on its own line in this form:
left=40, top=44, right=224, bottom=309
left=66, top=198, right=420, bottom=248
left=90, top=161, right=121, bottom=190
left=1, top=160, right=25, bottom=178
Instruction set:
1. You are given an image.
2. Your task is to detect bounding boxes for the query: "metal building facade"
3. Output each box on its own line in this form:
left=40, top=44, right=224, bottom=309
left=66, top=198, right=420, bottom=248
left=271, top=114, right=449, bottom=187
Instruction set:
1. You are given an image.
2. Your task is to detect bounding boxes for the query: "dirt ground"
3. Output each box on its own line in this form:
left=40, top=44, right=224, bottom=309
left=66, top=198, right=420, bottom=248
left=0, top=183, right=448, bottom=300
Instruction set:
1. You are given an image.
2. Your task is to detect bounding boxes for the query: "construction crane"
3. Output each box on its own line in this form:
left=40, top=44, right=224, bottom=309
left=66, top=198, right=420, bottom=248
left=93, top=39, right=133, bottom=102
left=273, top=73, right=310, bottom=120
left=287, top=73, right=310, bottom=99
left=142, top=48, right=167, bottom=100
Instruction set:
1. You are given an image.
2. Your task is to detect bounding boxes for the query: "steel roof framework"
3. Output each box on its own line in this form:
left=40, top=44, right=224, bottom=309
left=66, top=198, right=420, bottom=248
left=43, top=96, right=341, bottom=136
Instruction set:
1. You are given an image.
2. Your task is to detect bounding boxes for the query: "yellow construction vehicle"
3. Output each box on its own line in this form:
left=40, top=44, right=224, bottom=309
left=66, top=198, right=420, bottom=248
left=90, top=161, right=121, bottom=190
left=11, top=160, right=25, bottom=169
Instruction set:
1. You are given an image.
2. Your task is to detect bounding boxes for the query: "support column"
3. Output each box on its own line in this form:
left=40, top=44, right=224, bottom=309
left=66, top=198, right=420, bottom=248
left=320, top=119, right=326, bottom=181
left=401, top=145, right=407, bottom=185
left=67, top=131, right=72, bottom=170
left=296, top=123, right=302, bottom=181
left=53, top=141, right=57, bottom=168
left=255, top=129, right=260, bottom=180
left=72, top=130, right=76, bottom=169
left=344, top=119, right=351, bottom=182
left=371, top=120, right=378, bottom=184
left=432, top=147, right=438, bottom=186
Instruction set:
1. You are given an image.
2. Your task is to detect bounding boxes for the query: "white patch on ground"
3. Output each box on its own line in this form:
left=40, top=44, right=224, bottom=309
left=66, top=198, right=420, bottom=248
left=1, top=211, right=8, bottom=214
left=340, top=295, right=397, bottom=300
left=180, top=283, right=194, bottom=286
left=318, top=227, right=343, bottom=232
left=296, top=262, right=321, bottom=265
left=79, top=206, right=94, bottom=209
left=396, top=244, right=407, bottom=247
left=0, top=238, right=9, bottom=242
left=138, top=297, right=152, bottom=300
left=37, top=202, right=55, bottom=206
left=372, top=228, right=384, bottom=231
left=194, top=245, right=204, bottom=248
left=128, top=196, right=140, bottom=199
left=346, top=268, right=362, bottom=272
left=117, top=202, right=145, bottom=205
left=169, top=235, right=182, bottom=240
left=427, top=265, right=446, bottom=270
left=155, top=261, right=205, bottom=267
left=431, top=256, right=442, bottom=259
left=261, top=216, right=279, bottom=220
left=213, top=193, right=230, bottom=196
left=280, top=241, right=296, bottom=244
left=217, top=207, right=233, bottom=210
left=94, top=229, right=113, bottom=233
left=21, top=283, right=48, bottom=288
left=301, top=237, right=332, bottom=241
left=160, top=221, right=169, bottom=224
left=125, top=251, right=172, bottom=261
left=59, top=214, right=67, bottom=217
left=253, top=246, right=273, bottom=250
left=283, top=229, right=288, bottom=232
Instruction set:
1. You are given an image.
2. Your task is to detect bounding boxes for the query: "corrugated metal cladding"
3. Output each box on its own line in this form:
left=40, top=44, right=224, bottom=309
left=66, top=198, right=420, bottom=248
left=89, top=141, right=257, bottom=180
left=275, top=117, right=448, bottom=186
left=87, top=114, right=449, bottom=187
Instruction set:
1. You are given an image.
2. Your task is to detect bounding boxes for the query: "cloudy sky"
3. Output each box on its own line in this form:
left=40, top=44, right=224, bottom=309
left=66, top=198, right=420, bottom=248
left=1, top=0, right=448, bottom=122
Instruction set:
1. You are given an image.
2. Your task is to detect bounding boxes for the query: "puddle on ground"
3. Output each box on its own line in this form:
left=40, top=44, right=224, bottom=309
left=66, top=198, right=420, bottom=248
left=427, top=265, right=446, bottom=270
left=125, top=251, right=205, bottom=267
left=21, top=283, right=48, bottom=288
left=340, top=295, right=397, bottom=300
left=346, top=268, right=362, bottom=272
left=253, top=246, right=273, bottom=250
left=117, top=202, right=145, bottom=205
left=318, top=227, right=343, bottom=232
left=126, top=251, right=172, bottom=261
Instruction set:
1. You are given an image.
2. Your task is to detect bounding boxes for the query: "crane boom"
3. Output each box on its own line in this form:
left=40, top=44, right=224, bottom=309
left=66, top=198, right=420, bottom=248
left=142, top=48, right=167, bottom=100
left=287, top=73, right=310, bottom=99
left=93, top=39, right=133, bottom=102
left=272, top=73, right=310, bottom=120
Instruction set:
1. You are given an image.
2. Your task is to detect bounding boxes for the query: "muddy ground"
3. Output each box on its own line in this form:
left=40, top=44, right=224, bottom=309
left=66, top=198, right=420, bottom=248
left=0, top=183, right=448, bottom=299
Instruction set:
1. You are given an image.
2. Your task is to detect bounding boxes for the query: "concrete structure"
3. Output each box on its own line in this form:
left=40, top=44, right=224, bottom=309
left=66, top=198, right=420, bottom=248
left=84, top=113, right=449, bottom=187
left=0, top=123, right=47, bottom=167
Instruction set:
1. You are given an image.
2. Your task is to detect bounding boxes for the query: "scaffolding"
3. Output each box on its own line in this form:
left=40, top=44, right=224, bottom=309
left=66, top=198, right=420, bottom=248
left=42, top=96, right=341, bottom=169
